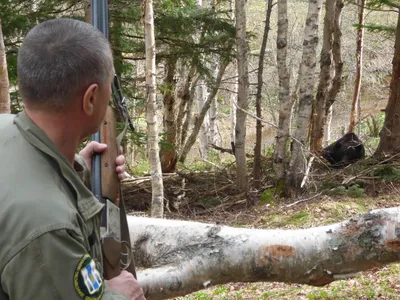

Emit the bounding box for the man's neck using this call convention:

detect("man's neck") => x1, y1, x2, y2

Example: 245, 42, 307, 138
25, 109, 83, 165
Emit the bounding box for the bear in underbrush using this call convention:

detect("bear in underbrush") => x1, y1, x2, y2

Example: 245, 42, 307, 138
322, 132, 365, 167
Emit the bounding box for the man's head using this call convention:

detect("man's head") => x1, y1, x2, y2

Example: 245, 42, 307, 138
18, 18, 114, 135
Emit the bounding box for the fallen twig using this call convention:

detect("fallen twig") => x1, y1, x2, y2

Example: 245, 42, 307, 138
285, 192, 323, 208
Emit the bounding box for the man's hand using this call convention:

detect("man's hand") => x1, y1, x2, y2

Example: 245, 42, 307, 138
105, 270, 146, 300
79, 141, 127, 180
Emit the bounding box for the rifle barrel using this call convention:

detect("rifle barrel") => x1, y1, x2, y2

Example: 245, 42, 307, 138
91, 0, 110, 228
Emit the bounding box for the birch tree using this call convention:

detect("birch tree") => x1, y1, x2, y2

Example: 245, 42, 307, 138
208, 67, 219, 146
273, 0, 292, 189
234, 0, 249, 191
349, 0, 365, 133
196, 80, 210, 159
129, 207, 400, 299
144, 0, 164, 218
207, 1, 219, 148
288, 0, 323, 189
0, 19, 10, 114
310, 0, 336, 154
254, 0, 273, 189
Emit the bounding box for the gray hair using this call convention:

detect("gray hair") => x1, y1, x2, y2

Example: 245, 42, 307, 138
17, 18, 114, 110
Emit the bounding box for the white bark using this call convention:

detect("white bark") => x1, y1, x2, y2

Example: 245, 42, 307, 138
324, 104, 333, 147
196, 79, 209, 159
230, 63, 238, 147
209, 65, 219, 146
288, 0, 323, 188
0, 19, 10, 114
273, 0, 292, 183
209, 97, 218, 146
234, 0, 249, 191
144, 0, 164, 218
129, 207, 400, 299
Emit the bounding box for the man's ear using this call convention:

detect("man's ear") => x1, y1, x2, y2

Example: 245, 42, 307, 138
82, 83, 99, 116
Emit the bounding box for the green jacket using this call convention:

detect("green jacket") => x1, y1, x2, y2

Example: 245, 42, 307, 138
0, 112, 127, 300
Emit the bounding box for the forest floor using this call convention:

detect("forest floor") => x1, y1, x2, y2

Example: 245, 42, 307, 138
122, 157, 400, 299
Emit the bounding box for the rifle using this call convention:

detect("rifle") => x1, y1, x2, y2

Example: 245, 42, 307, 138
90, 0, 136, 280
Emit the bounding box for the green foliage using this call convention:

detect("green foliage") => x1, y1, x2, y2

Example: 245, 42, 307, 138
180, 161, 213, 172
2, 0, 236, 119
191, 291, 212, 300
288, 210, 311, 226
206, 149, 222, 165
329, 185, 348, 196
213, 286, 228, 295
347, 184, 366, 198
260, 188, 275, 205
264, 144, 275, 158
374, 164, 400, 182
159, 132, 175, 152
130, 160, 150, 176
360, 24, 396, 37
307, 290, 330, 300
327, 184, 366, 198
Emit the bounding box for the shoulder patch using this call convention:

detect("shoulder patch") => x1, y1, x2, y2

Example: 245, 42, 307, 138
74, 254, 104, 299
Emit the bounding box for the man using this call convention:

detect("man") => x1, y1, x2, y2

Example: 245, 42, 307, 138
0, 18, 145, 299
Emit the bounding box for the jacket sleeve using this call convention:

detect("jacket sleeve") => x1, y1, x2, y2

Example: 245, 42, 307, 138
1, 229, 128, 300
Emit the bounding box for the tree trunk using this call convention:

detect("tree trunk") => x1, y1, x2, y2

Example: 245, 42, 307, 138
324, 104, 333, 146
160, 59, 178, 173
230, 85, 237, 150
376, 8, 400, 156
209, 97, 218, 145
129, 207, 400, 299
273, 0, 292, 190
349, 0, 365, 133
179, 61, 228, 164
229, 0, 237, 152
325, 0, 344, 116
234, 0, 249, 191
177, 65, 197, 148
310, 0, 336, 154
197, 79, 210, 159
144, 0, 164, 218
0, 19, 10, 114
288, 0, 323, 189
253, 0, 273, 189
208, 67, 219, 146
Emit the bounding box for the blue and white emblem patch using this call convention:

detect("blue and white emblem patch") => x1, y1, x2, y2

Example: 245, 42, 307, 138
74, 254, 104, 299
81, 259, 103, 294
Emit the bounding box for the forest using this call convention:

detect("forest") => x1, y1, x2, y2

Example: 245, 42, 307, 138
2, 0, 400, 298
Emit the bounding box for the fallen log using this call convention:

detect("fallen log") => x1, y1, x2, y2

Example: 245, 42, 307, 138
128, 207, 400, 299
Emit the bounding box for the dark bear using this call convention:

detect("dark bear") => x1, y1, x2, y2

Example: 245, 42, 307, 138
322, 132, 365, 167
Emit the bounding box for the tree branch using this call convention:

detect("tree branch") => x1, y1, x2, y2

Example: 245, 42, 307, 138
130, 207, 400, 299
